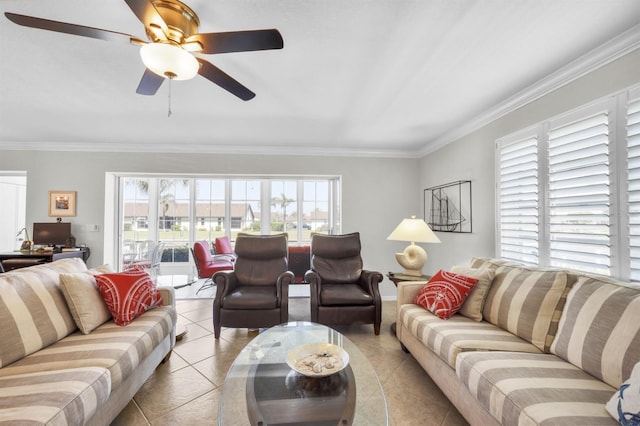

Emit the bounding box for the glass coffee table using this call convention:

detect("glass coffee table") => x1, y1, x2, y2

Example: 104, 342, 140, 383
219, 322, 388, 425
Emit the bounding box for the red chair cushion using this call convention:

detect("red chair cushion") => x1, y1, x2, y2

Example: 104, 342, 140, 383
194, 241, 213, 264
193, 241, 233, 278
200, 260, 234, 277
214, 236, 233, 255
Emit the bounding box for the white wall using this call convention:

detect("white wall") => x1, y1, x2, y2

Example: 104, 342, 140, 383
0, 151, 419, 299
419, 49, 640, 275
0, 173, 27, 250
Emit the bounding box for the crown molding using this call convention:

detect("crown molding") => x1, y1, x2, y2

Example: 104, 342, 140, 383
0, 141, 418, 159
417, 23, 640, 158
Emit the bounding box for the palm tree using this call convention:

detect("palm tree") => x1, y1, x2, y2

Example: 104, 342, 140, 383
132, 178, 189, 230
271, 193, 295, 231
159, 192, 175, 230
159, 179, 189, 230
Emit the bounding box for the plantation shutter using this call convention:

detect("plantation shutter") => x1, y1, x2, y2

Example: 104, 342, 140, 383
498, 136, 539, 264
628, 97, 640, 281
547, 111, 611, 275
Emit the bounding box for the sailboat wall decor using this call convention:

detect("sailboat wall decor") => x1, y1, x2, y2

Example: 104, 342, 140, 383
424, 181, 472, 233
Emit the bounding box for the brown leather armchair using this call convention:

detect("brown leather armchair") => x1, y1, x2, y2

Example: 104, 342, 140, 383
305, 232, 384, 335
212, 234, 294, 339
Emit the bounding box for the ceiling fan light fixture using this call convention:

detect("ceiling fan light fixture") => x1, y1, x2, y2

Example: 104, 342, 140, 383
140, 43, 198, 80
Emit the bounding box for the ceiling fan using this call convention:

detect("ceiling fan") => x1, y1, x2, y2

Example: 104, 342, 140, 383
4, 0, 284, 101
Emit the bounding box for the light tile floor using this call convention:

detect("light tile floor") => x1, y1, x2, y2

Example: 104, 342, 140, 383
111, 297, 469, 426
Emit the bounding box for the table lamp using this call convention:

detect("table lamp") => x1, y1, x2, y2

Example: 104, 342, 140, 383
16, 227, 32, 251
387, 215, 441, 276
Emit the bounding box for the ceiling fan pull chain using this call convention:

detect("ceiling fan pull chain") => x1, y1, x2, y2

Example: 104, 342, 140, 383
167, 77, 172, 117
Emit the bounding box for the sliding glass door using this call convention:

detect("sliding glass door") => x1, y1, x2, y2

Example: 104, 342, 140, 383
115, 175, 340, 272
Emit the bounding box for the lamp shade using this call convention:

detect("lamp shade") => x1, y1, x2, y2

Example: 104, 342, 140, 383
387, 216, 440, 276
140, 43, 199, 80
387, 216, 441, 244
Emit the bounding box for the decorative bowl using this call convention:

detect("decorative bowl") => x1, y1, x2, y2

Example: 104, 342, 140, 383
286, 343, 349, 378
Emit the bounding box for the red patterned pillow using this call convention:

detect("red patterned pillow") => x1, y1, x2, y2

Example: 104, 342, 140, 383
413, 269, 478, 319
95, 271, 162, 326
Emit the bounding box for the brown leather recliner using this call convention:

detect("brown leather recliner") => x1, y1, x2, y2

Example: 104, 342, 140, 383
212, 233, 294, 339
305, 232, 383, 335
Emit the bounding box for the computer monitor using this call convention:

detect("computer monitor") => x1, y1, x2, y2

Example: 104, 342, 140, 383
32, 222, 72, 247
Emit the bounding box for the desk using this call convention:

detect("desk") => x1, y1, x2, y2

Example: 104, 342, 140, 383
0, 248, 89, 272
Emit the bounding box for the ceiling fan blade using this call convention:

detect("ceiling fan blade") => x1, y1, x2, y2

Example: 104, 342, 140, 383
4, 12, 141, 44
124, 0, 169, 36
136, 69, 165, 95
197, 58, 255, 101
187, 29, 283, 54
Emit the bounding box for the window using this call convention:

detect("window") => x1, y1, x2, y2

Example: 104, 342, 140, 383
497, 134, 539, 264
195, 178, 226, 240
123, 177, 152, 242
304, 180, 331, 234
231, 179, 261, 235
116, 175, 340, 271
628, 96, 640, 280
270, 179, 333, 243
271, 180, 297, 238
158, 178, 190, 260
547, 108, 611, 274
497, 85, 640, 280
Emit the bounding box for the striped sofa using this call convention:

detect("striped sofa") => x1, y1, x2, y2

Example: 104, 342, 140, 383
396, 258, 640, 426
0, 258, 177, 425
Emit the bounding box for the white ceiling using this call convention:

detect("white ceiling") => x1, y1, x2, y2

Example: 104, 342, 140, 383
1, 0, 639, 158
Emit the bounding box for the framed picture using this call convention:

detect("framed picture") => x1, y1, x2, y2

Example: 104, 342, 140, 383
48, 190, 77, 217
424, 180, 472, 233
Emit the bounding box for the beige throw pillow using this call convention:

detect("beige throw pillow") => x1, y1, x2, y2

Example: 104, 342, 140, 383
450, 265, 495, 321
59, 265, 114, 334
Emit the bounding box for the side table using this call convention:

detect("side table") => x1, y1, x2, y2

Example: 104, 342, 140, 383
388, 272, 430, 336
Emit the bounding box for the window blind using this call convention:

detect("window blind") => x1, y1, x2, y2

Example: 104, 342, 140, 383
547, 112, 611, 274
628, 97, 640, 281
498, 136, 539, 264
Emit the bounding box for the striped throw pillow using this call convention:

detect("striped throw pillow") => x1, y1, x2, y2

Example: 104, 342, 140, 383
0, 265, 81, 367
551, 276, 640, 389
482, 267, 568, 352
